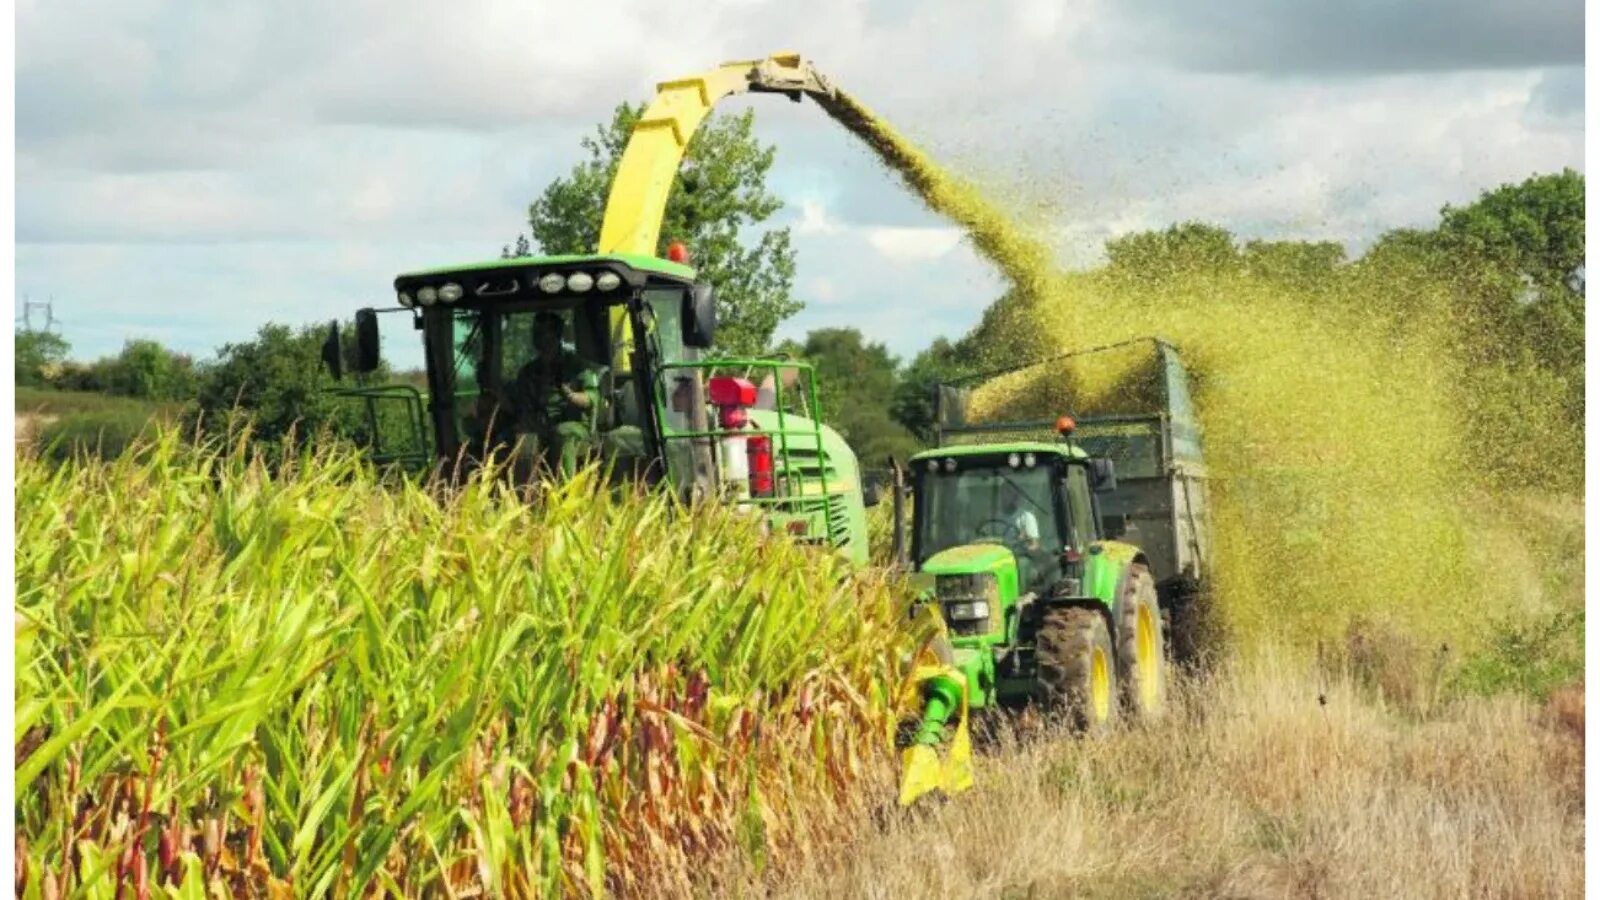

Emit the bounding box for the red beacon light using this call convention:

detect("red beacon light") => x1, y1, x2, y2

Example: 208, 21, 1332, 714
706, 374, 777, 499
1055, 415, 1076, 437
708, 375, 757, 428
666, 241, 690, 264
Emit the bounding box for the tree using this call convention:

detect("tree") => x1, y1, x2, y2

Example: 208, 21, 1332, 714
15, 330, 69, 387
1436, 169, 1584, 385
1242, 240, 1346, 290
781, 327, 920, 464
892, 337, 972, 443
524, 103, 799, 355
1105, 222, 1240, 282
106, 340, 197, 401
501, 233, 531, 259
189, 322, 382, 451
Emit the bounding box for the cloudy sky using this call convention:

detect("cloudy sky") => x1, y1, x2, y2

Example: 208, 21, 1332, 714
15, 0, 1585, 365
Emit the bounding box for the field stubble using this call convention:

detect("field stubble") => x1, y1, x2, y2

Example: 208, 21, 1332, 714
709, 655, 1584, 900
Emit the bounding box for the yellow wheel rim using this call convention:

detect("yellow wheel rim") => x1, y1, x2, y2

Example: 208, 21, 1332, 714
1136, 604, 1160, 710
1090, 647, 1111, 722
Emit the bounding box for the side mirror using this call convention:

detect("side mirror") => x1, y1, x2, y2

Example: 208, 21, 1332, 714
354, 308, 381, 373
320, 321, 344, 381
1089, 457, 1117, 492
683, 283, 717, 349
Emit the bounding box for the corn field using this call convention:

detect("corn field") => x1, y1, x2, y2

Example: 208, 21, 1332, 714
15, 429, 913, 897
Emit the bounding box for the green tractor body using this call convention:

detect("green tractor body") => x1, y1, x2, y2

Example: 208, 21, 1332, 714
895, 339, 1212, 803
324, 253, 873, 564
902, 441, 1144, 735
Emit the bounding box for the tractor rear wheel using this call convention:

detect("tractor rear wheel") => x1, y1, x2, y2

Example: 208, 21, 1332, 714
1114, 564, 1166, 721
1036, 607, 1117, 733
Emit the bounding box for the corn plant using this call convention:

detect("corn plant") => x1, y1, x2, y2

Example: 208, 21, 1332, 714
16, 428, 912, 897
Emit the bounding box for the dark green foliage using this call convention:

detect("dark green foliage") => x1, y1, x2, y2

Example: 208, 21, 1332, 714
779, 328, 920, 465
1437, 169, 1584, 412
1242, 240, 1346, 291
15, 330, 70, 387
524, 103, 799, 356
1452, 608, 1584, 700
1106, 222, 1241, 282
188, 321, 391, 456
51, 340, 198, 402
891, 337, 973, 443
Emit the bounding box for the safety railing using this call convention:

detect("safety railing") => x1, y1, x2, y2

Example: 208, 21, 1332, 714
653, 358, 847, 547
328, 384, 432, 468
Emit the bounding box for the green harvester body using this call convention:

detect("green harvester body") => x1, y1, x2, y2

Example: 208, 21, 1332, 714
322, 253, 873, 565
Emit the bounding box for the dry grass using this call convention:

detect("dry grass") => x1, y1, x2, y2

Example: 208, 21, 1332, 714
708, 654, 1583, 900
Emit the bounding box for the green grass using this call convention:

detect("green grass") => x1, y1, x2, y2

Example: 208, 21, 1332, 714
15, 428, 914, 897
17, 387, 185, 463
15, 385, 181, 419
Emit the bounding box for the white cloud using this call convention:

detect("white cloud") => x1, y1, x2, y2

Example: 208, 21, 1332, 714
14, 0, 1586, 361
865, 226, 964, 264
794, 197, 844, 236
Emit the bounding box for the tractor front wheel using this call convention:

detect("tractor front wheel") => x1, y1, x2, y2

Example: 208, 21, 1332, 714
1115, 564, 1166, 722
1036, 607, 1117, 733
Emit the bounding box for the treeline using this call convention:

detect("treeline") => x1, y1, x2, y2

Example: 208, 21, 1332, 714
16, 322, 402, 461
19, 167, 1581, 473
899, 167, 1584, 428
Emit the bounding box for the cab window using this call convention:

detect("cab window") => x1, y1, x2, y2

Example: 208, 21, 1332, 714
1065, 463, 1097, 548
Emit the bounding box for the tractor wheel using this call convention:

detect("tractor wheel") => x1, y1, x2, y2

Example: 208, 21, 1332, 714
1114, 564, 1166, 721
1036, 607, 1117, 733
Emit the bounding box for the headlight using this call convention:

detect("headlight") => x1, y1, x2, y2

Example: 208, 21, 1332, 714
1008, 453, 1021, 468
942, 457, 957, 472
538, 273, 565, 293
566, 272, 594, 293
438, 282, 464, 303
595, 272, 622, 291
397, 291, 414, 308
416, 286, 438, 306
945, 600, 990, 622
1024, 452, 1036, 467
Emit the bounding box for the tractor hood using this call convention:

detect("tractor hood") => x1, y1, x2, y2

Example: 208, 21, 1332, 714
921, 543, 1016, 576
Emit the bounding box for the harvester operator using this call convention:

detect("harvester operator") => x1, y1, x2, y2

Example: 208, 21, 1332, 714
508, 312, 603, 477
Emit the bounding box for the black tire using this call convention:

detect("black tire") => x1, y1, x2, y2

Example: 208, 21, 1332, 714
1114, 563, 1166, 721
1166, 577, 1222, 674
1036, 606, 1117, 733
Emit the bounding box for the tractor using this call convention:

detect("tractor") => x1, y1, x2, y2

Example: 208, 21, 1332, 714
891, 338, 1212, 804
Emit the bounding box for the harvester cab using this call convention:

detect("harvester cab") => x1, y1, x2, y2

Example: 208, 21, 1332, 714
320, 52, 875, 566
893, 338, 1212, 806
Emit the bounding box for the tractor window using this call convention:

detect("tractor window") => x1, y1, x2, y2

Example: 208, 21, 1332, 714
645, 289, 701, 434
1064, 464, 1097, 548
916, 459, 1064, 593
452, 311, 487, 443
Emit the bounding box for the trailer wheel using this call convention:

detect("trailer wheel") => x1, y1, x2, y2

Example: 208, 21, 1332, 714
1036, 607, 1117, 733
1114, 564, 1166, 721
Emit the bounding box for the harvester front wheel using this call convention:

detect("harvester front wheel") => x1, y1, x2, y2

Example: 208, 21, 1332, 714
1114, 564, 1165, 721
1036, 607, 1117, 733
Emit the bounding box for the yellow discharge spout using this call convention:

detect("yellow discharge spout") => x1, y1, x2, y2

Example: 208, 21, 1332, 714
598, 52, 833, 369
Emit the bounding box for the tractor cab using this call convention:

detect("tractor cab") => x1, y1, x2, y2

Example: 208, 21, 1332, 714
908, 440, 1114, 640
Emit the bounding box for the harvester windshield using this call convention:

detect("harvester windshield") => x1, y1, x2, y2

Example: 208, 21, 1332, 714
448, 295, 665, 478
